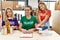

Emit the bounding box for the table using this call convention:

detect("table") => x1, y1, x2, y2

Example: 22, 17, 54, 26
0, 30, 60, 40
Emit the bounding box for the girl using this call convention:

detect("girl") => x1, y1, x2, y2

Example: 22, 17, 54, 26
37, 2, 51, 30
19, 6, 38, 33
2, 7, 19, 30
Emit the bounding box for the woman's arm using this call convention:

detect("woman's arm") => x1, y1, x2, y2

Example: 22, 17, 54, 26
19, 23, 27, 33
14, 18, 19, 26
19, 23, 22, 31
37, 13, 45, 27
28, 24, 37, 33
38, 13, 41, 23
12, 18, 19, 29
38, 10, 51, 27
28, 28, 36, 33
39, 15, 50, 26
19, 17, 27, 33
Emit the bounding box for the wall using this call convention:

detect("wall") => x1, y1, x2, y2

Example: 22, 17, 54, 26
28, 0, 38, 9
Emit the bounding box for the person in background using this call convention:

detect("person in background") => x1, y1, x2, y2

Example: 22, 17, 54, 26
19, 6, 38, 33
2, 7, 19, 30
0, 14, 2, 30
34, 8, 39, 21
37, 2, 51, 30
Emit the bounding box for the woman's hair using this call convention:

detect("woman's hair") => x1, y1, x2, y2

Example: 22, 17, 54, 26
26, 6, 32, 10
25, 5, 33, 16
4, 7, 14, 21
38, 2, 48, 11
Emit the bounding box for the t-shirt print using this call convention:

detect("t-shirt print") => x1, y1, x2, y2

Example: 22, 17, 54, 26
23, 21, 34, 25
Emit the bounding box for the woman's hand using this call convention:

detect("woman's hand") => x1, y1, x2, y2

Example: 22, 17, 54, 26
0, 27, 2, 29
12, 26, 18, 30
22, 29, 27, 33
37, 24, 45, 28
27, 28, 35, 33
40, 24, 45, 27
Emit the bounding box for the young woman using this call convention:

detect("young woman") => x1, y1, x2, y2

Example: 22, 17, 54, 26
34, 8, 39, 21
37, 2, 51, 29
19, 6, 38, 33
2, 7, 19, 30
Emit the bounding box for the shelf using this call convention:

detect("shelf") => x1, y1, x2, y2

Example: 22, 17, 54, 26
2, 1, 26, 10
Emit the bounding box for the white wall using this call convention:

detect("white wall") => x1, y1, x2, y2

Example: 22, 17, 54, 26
28, 0, 38, 9
49, 2, 56, 26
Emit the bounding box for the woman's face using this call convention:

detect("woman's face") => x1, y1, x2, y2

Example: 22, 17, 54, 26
6, 9, 12, 17
25, 7, 32, 16
39, 4, 45, 10
35, 9, 38, 13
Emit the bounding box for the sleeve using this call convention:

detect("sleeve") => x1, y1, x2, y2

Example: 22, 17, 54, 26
2, 21, 5, 26
34, 17, 38, 24
20, 17, 23, 23
14, 18, 19, 26
46, 10, 51, 17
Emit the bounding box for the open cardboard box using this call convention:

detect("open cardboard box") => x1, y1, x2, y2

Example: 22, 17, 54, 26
2, 1, 22, 10
2, 1, 13, 9
52, 11, 60, 35
55, 1, 60, 10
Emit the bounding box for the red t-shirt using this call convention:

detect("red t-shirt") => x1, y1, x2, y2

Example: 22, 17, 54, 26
39, 10, 51, 21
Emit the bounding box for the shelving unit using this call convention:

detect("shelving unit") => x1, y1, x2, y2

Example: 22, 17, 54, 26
2, 0, 27, 21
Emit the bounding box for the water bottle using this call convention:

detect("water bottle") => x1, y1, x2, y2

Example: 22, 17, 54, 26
5, 20, 10, 34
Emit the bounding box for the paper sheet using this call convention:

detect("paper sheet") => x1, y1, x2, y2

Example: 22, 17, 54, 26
20, 33, 33, 38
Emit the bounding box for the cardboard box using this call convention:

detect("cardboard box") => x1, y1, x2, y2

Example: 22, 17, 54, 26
2, 1, 13, 9
2, 1, 23, 10
55, 1, 60, 10
13, 1, 18, 10
52, 11, 60, 35
13, 1, 22, 10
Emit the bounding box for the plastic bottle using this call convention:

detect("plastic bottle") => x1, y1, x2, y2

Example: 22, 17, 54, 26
5, 20, 10, 34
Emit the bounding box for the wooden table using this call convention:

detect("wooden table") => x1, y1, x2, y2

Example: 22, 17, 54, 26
0, 30, 60, 40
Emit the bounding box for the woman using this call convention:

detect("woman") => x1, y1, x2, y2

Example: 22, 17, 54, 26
34, 8, 39, 21
2, 7, 19, 30
37, 2, 51, 30
19, 6, 38, 33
